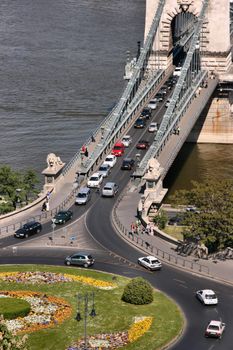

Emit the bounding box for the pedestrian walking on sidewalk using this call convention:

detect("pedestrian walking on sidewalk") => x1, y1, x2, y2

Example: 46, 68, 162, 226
130, 222, 135, 234
41, 201, 46, 212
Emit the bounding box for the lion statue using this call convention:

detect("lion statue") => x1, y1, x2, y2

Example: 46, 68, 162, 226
46, 153, 63, 169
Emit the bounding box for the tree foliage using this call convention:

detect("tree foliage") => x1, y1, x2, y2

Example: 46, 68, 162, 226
153, 210, 168, 229
121, 277, 153, 305
0, 166, 39, 214
170, 178, 233, 253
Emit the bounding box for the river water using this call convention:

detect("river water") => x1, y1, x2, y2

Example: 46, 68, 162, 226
0, 0, 233, 194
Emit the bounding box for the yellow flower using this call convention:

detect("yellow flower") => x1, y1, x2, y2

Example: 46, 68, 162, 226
128, 317, 153, 342
64, 274, 116, 289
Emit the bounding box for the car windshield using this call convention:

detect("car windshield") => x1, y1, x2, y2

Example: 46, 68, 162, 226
90, 176, 98, 181
208, 325, 220, 331
123, 137, 129, 141
151, 260, 159, 264
104, 187, 112, 191
105, 157, 112, 162
77, 193, 86, 198
99, 166, 107, 171
206, 294, 217, 299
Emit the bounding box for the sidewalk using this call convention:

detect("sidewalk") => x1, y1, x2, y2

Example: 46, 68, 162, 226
114, 183, 233, 286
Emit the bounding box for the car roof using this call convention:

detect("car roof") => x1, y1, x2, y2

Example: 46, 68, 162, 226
106, 154, 115, 159
71, 252, 91, 256
104, 182, 116, 187
90, 172, 100, 177
123, 135, 131, 138
209, 320, 222, 326
202, 289, 215, 294
142, 255, 158, 260
150, 122, 157, 125
78, 187, 90, 193
123, 158, 133, 161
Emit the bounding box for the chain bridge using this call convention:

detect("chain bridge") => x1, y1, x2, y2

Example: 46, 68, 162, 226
50, 0, 233, 215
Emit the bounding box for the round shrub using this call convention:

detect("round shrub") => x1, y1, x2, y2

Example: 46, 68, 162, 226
0, 298, 31, 319
121, 277, 153, 305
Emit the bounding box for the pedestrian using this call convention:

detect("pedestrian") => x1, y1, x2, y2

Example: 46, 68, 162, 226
46, 190, 51, 201
130, 222, 135, 234
84, 148, 89, 157
42, 201, 46, 212
45, 200, 49, 212
91, 135, 96, 142
176, 126, 180, 135
81, 145, 86, 154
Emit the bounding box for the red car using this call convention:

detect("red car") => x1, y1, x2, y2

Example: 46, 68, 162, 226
111, 141, 125, 157
136, 140, 150, 150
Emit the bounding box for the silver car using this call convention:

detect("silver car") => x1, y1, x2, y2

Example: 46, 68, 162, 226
102, 182, 119, 197
65, 252, 95, 268
98, 163, 111, 178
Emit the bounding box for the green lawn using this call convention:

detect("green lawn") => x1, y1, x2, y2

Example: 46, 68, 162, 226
164, 225, 184, 241
0, 265, 184, 350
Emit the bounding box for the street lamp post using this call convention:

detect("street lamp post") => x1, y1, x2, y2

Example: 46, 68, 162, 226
76, 292, 96, 350
51, 219, 56, 245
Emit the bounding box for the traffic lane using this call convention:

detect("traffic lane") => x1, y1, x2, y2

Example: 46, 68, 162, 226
0, 191, 101, 248
86, 198, 233, 349
0, 245, 232, 349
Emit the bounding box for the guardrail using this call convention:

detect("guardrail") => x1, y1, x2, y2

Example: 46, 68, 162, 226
112, 189, 209, 275
0, 186, 78, 237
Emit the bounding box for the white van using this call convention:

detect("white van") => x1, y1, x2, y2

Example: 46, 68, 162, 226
75, 187, 91, 205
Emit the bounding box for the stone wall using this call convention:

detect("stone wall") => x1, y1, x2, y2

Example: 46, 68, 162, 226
187, 97, 233, 143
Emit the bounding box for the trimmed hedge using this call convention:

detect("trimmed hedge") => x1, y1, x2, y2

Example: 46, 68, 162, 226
0, 297, 31, 319
121, 277, 153, 305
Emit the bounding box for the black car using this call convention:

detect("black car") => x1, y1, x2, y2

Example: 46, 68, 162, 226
121, 158, 135, 170
155, 92, 164, 102
134, 118, 146, 128
53, 210, 73, 224
140, 107, 152, 119
14, 221, 42, 238
168, 215, 184, 226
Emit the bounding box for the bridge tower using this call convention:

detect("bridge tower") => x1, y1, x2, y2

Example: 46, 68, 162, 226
145, 0, 231, 74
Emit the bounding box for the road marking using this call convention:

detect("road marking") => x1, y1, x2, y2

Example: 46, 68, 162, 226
173, 278, 186, 284
208, 345, 215, 350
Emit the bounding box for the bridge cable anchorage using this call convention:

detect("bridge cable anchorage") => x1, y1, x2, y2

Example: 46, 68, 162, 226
133, 0, 210, 178
61, 0, 166, 177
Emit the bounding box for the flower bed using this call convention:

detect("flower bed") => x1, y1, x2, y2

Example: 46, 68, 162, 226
67, 317, 153, 349
0, 291, 72, 334
0, 271, 116, 289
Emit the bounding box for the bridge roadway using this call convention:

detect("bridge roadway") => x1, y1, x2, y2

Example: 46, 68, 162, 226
0, 86, 233, 349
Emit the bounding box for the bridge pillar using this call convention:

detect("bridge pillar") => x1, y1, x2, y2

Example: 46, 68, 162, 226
139, 159, 167, 220
145, 0, 231, 73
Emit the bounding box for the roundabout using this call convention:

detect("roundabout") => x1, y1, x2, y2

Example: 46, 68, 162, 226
0, 266, 183, 350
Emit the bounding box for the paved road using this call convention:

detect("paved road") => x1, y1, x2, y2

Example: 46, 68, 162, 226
1, 80, 233, 349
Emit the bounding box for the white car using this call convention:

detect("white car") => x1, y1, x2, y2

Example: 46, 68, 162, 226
173, 66, 182, 77
122, 135, 132, 147
147, 99, 157, 110
196, 289, 218, 305
98, 163, 111, 178
138, 256, 162, 271
104, 154, 117, 168
205, 320, 225, 339
87, 172, 104, 188
102, 182, 119, 197
165, 98, 171, 108
148, 122, 158, 133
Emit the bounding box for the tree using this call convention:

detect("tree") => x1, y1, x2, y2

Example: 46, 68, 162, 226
153, 210, 168, 229
170, 178, 233, 253
21, 169, 39, 204
0, 166, 40, 214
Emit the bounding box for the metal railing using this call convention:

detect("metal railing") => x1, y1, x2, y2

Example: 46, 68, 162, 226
112, 189, 209, 275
